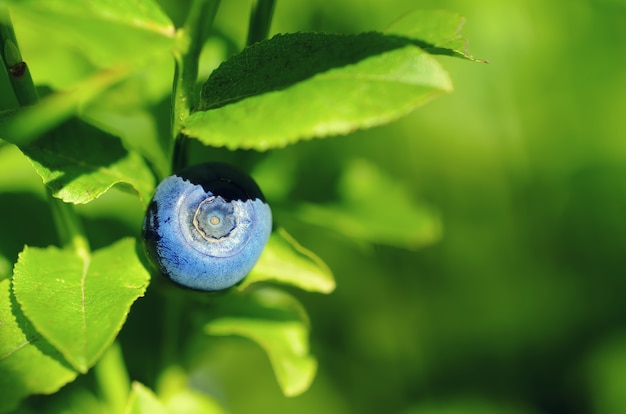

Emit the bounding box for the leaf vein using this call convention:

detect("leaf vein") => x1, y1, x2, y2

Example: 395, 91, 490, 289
0, 336, 36, 361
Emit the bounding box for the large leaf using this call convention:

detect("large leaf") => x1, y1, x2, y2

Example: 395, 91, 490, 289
384, 9, 485, 62
184, 32, 452, 150
204, 288, 317, 397
12, 238, 150, 373
0, 279, 78, 413
19, 118, 155, 206
292, 159, 442, 249
239, 227, 335, 293
7, 0, 175, 67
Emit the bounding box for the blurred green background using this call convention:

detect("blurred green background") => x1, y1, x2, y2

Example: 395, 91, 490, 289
242, 1, 626, 413
2, 0, 626, 413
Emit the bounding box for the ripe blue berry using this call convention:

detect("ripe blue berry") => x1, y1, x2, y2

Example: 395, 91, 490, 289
142, 162, 272, 291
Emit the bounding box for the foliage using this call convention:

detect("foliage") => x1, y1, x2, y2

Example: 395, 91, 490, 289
0, 0, 481, 413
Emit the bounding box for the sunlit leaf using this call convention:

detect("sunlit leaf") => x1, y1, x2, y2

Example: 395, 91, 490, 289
19, 118, 155, 206
0, 279, 78, 413
184, 32, 452, 150
205, 288, 317, 397
384, 9, 485, 62
12, 238, 150, 373
240, 227, 335, 293
125, 382, 168, 414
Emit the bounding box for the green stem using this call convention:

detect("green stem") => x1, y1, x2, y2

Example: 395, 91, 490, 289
1, 5, 91, 256
0, 8, 37, 106
93, 342, 130, 413
246, 0, 276, 46
48, 191, 90, 257
171, 0, 221, 172
159, 289, 184, 372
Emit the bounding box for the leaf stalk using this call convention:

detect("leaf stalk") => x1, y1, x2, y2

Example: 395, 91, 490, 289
246, 0, 276, 46
171, 0, 221, 172
1, 5, 91, 256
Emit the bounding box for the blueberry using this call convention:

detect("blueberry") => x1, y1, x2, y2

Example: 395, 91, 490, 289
142, 162, 272, 291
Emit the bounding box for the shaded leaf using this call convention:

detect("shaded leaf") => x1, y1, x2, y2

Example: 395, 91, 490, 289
0, 279, 78, 413
184, 33, 452, 150
12, 238, 150, 373
240, 227, 335, 293
125, 382, 168, 414
205, 288, 316, 397
384, 9, 485, 62
20, 118, 155, 206
293, 159, 442, 249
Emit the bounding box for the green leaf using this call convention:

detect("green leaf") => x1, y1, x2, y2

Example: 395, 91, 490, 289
163, 391, 226, 414
239, 227, 335, 293
293, 159, 442, 249
12, 238, 150, 373
184, 32, 452, 150
384, 9, 485, 62
205, 288, 317, 397
125, 382, 168, 414
7, 0, 175, 67
0, 279, 78, 413
19, 118, 155, 206
157, 366, 227, 414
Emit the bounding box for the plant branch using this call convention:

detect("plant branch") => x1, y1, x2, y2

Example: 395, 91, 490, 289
93, 342, 130, 413
246, 0, 276, 46
48, 191, 90, 258
171, 0, 220, 172
1, 6, 91, 256
0, 7, 37, 106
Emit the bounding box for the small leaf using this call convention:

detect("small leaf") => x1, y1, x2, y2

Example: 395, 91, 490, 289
12, 238, 150, 373
205, 288, 317, 397
0, 279, 78, 413
240, 227, 335, 293
184, 33, 452, 150
125, 382, 168, 414
384, 9, 485, 62
293, 159, 442, 249
20, 118, 156, 206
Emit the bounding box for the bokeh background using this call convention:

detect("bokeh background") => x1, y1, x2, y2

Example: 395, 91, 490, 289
2, 0, 625, 413
225, 1, 625, 413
